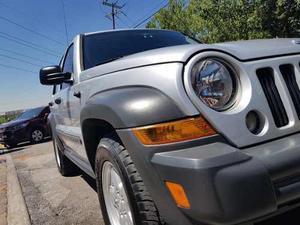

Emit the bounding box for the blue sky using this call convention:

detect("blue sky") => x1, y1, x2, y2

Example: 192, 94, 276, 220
0, 0, 167, 112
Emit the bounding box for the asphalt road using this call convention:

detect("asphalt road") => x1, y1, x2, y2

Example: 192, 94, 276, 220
1, 141, 300, 225
9, 141, 104, 225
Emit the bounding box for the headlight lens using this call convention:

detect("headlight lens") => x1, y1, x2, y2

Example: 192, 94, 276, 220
191, 58, 237, 111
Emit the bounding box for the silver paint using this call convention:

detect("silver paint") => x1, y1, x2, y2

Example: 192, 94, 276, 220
50, 29, 300, 160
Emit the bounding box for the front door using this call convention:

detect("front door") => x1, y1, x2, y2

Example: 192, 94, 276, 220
54, 44, 74, 151
55, 43, 88, 161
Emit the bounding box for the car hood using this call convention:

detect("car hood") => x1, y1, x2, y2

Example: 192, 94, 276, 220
0, 119, 29, 130
80, 38, 300, 81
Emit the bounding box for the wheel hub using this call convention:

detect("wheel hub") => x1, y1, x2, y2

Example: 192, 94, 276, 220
102, 161, 133, 225
32, 130, 43, 142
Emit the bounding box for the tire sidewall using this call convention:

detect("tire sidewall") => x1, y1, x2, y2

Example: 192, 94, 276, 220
52, 135, 79, 176
95, 141, 139, 225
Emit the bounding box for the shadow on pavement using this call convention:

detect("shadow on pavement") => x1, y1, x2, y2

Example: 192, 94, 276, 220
0, 147, 27, 155
0, 138, 52, 155
81, 172, 97, 192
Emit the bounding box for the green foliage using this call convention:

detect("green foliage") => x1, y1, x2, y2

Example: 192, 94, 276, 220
147, 0, 300, 43
0, 115, 17, 124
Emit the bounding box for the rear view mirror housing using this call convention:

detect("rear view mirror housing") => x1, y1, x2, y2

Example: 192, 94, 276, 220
40, 65, 72, 85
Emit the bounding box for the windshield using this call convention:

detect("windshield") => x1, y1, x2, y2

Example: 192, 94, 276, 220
16, 107, 44, 120
83, 29, 199, 70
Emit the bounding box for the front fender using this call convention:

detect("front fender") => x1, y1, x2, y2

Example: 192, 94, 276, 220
80, 86, 187, 129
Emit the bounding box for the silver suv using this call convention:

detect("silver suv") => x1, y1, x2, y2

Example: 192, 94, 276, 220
40, 29, 300, 225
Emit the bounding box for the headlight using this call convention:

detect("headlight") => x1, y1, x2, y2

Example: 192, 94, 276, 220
191, 58, 237, 111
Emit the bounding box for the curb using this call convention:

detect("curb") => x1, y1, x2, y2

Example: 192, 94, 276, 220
6, 154, 31, 225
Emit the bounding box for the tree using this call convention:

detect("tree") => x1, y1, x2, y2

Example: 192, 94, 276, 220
147, 0, 300, 43
267, 0, 300, 37
0, 115, 17, 124
147, 0, 197, 37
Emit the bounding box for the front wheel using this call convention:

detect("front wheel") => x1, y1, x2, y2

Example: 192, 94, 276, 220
95, 136, 164, 225
30, 128, 44, 143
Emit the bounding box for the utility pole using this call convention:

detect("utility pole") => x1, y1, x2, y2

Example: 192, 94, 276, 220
102, 0, 125, 29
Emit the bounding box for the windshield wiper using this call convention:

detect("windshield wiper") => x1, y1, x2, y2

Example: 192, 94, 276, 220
95, 56, 124, 67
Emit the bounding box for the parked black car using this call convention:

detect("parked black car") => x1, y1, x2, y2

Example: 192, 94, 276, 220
0, 106, 50, 148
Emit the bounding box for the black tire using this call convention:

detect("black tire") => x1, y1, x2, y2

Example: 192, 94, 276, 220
53, 136, 79, 176
30, 127, 44, 144
95, 136, 164, 225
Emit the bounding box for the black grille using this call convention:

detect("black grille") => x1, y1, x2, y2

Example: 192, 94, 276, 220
257, 68, 289, 127
280, 64, 300, 119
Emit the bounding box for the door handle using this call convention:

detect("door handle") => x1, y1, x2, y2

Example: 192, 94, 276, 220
73, 91, 81, 98
48, 102, 54, 107
54, 98, 62, 105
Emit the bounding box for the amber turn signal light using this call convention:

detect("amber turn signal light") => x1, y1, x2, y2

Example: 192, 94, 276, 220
165, 181, 190, 209
132, 116, 216, 145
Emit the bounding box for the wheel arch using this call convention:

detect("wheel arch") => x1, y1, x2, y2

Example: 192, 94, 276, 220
80, 86, 186, 170
81, 118, 120, 171
30, 124, 45, 133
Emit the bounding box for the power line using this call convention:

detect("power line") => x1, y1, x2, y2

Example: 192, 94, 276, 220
0, 48, 55, 64
115, 15, 129, 27
0, 53, 43, 67
133, 0, 167, 25
0, 15, 65, 46
0, 33, 60, 58
0, 63, 36, 74
0, 33, 59, 57
119, 11, 134, 27
0, 31, 60, 55
0, 2, 64, 34
102, 0, 126, 29
133, 1, 169, 28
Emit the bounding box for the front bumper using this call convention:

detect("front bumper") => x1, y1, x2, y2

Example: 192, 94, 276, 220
152, 143, 276, 225
0, 132, 10, 145
0, 129, 27, 146
117, 130, 300, 225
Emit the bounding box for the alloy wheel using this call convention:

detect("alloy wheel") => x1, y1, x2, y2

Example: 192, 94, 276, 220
31, 129, 43, 142
102, 161, 134, 225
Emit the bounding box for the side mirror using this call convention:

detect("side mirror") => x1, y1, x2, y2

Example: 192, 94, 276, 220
40, 65, 71, 85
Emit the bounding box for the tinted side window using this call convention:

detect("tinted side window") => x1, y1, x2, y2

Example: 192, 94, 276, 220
63, 44, 74, 73
61, 44, 74, 90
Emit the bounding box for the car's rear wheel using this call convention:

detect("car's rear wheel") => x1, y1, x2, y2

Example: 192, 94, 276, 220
95, 136, 164, 225
30, 128, 44, 143
53, 136, 79, 176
